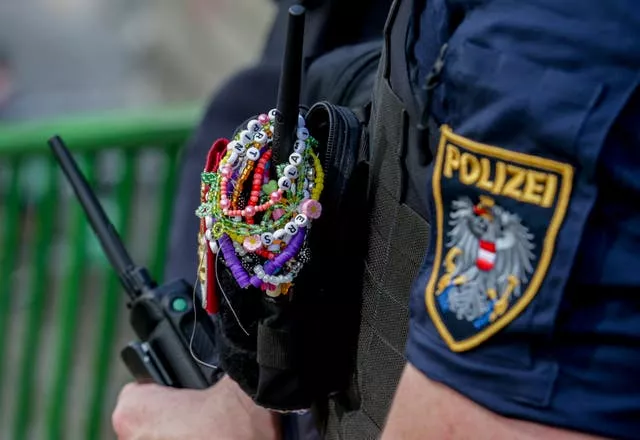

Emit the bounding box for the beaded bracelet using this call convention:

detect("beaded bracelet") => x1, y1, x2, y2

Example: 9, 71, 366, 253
196, 109, 324, 298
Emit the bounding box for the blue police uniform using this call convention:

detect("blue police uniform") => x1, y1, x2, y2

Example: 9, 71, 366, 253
406, 1, 640, 438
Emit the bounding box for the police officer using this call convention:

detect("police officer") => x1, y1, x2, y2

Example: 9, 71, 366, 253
113, 0, 640, 439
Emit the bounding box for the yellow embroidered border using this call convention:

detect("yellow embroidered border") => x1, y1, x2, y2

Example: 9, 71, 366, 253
425, 125, 574, 352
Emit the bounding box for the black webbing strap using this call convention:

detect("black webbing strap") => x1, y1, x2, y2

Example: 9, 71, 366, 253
323, 0, 431, 435
257, 324, 295, 370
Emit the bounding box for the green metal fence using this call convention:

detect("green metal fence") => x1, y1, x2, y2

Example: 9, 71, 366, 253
0, 105, 202, 440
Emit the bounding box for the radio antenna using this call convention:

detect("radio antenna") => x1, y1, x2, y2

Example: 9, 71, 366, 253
49, 136, 154, 299
272, 4, 306, 163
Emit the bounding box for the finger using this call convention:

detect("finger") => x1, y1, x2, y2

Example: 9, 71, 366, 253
116, 382, 139, 403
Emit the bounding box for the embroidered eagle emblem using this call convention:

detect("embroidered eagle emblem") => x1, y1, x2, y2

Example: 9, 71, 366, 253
435, 196, 535, 329
425, 125, 574, 352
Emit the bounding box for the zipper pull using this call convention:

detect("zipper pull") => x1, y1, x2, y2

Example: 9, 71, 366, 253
418, 43, 448, 129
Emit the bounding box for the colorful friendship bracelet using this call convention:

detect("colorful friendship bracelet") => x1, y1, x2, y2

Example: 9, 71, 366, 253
196, 109, 324, 299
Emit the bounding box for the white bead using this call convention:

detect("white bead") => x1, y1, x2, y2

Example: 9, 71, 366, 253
227, 140, 242, 151
289, 153, 302, 166
268, 109, 278, 121
294, 214, 308, 227
274, 229, 288, 241
278, 176, 292, 191
294, 140, 306, 154
227, 152, 239, 165
209, 241, 219, 254
260, 232, 274, 246
205, 216, 214, 229
296, 127, 309, 140
205, 229, 213, 241
253, 130, 268, 146
247, 119, 262, 133
303, 190, 311, 199
231, 142, 245, 156
285, 222, 299, 236
239, 130, 253, 145
235, 243, 246, 256
284, 165, 298, 179
298, 114, 305, 128
246, 147, 260, 161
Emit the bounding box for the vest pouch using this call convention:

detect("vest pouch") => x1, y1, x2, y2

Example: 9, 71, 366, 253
212, 103, 369, 412
299, 101, 369, 403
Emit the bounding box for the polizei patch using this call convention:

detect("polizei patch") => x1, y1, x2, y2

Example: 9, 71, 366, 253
425, 125, 574, 352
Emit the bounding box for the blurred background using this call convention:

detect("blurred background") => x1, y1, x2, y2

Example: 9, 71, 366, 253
0, 0, 274, 439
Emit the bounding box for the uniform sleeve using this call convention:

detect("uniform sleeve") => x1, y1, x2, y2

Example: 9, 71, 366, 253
405, 2, 640, 439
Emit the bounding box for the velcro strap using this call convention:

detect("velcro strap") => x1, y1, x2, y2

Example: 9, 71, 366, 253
257, 323, 295, 370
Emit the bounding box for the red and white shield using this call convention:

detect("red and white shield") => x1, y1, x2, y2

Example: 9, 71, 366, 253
476, 240, 496, 271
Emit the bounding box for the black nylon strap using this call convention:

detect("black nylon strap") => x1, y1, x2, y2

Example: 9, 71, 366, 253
257, 324, 295, 370
324, 34, 431, 440
322, 0, 434, 437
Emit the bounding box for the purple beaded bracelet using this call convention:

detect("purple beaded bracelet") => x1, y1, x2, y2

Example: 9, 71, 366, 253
219, 233, 251, 288
248, 227, 306, 288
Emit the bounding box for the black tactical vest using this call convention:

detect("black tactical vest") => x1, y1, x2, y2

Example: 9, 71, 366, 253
317, 0, 431, 437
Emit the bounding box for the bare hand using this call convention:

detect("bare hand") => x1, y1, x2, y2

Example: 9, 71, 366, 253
112, 376, 281, 440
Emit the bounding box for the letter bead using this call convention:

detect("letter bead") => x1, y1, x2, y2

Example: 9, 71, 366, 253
284, 165, 298, 179
239, 130, 253, 145
261, 232, 274, 246
253, 131, 268, 146
247, 119, 262, 133
289, 153, 302, 166
274, 229, 287, 241
294, 214, 308, 227
233, 143, 246, 156
296, 127, 309, 140
227, 140, 243, 153
294, 140, 306, 154
285, 222, 299, 235
246, 147, 260, 161
278, 176, 292, 191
